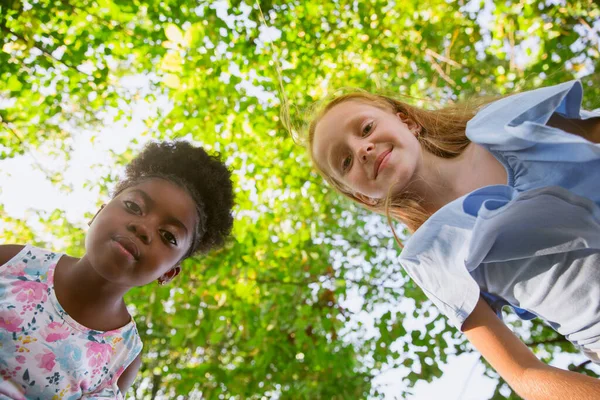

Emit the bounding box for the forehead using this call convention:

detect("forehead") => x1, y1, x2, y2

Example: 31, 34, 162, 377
117, 178, 198, 229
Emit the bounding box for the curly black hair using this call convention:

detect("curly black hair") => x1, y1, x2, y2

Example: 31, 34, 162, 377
113, 141, 234, 258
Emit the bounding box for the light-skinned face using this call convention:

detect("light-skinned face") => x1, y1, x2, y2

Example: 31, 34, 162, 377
85, 178, 198, 287
312, 100, 422, 202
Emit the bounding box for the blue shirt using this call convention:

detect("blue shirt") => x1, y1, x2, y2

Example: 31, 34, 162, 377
398, 81, 600, 356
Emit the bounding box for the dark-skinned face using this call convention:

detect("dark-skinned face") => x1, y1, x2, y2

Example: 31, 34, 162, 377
85, 178, 198, 287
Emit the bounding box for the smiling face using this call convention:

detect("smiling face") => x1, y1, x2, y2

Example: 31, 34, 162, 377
311, 100, 422, 202
84, 178, 198, 287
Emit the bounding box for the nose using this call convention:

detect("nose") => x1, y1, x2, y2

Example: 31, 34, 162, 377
357, 143, 374, 163
127, 221, 152, 244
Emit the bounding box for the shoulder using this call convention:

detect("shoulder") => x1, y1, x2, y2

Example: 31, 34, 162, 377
400, 197, 474, 264
115, 323, 143, 392
1, 244, 67, 279
398, 197, 481, 328
474, 80, 582, 123
467, 81, 584, 147
0, 244, 26, 267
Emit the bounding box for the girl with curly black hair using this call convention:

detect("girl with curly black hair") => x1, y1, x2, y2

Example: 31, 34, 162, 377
0, 141, 234, 399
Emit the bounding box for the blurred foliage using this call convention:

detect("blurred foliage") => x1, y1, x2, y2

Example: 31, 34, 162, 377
1, 0, 599, 398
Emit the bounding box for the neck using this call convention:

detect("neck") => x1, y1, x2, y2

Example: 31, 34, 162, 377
406, 144, 478, 213
54, 255, 131, 331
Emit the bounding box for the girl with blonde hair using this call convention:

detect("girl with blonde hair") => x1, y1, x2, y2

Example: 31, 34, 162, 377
308, 81, 600, 399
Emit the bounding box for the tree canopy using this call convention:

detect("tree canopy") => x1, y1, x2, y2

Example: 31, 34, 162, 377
1, 0, 599, 398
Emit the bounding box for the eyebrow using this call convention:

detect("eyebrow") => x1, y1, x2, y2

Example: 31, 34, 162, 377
129, 189, 189, 235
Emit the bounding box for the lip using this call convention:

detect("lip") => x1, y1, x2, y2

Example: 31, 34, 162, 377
373, 149, 392, 179
112, 236, 140, 260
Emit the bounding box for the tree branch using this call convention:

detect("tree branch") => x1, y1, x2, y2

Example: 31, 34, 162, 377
0, 117, 55, 180
429, 59, 456, 87
252, 277, 317, 286
425, 48, 462, 68
62, 0, 137, 38
525, 336, 568, 347
573, 360, 592, 372
250, 275, 404, 291
1, 26, 86, 74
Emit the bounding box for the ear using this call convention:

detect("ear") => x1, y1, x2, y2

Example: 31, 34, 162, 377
88, 204, 106, 227
158, 265, 181, 285
354, 192, 378, 206
396, 112, 421, 137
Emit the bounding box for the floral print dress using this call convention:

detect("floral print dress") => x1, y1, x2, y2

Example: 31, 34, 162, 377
0, 245, 142, 399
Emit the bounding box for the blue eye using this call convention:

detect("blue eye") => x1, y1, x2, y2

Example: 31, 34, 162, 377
161, 230, 178, 246
124, 201, 142, 215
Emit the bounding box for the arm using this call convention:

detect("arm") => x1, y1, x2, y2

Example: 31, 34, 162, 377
463, 298, 600, 400
117, 353, 142, 394
547, 113, 600, 143
80, 354, 141, 399
0, 380, 25, 400
0, 245, 25, 267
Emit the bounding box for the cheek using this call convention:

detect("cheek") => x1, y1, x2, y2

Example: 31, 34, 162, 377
84, 208, 126, 250
345, 170, 362, 187
149, 246, 183, 268
411, 140, 423, 164
398, 129, 418, 146
344, 172, 373, 197
398, 135, 421, 162
84, 221, 104, 249
84, 232, 92, 252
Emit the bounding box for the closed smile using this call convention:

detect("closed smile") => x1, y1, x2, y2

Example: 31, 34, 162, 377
373, 149, 392, 179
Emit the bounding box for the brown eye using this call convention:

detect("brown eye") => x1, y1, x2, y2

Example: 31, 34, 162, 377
342, 155, 352, 172
362, 122, 373, 136
124, 201, 142, 215
161, 230, 178, 246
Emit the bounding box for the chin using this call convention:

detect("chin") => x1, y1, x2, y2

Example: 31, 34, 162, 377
88, 246, 128, 282
90, 260, 121, 282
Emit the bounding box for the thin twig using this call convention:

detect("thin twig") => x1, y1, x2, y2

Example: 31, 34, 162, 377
573, 360, 592, 372
1, 26, 87, 74
428, 58, 456, 87
254, 0, 297, 143
0, 117, 56, 181
444, 29, 460, 76
252, 277, 317, 286
456, 355, 482, 400
425, 48, 462, 68
62, 0, 137, 38
525, 336, 568, 347
578, 17, 599, 47
508, 20, 516, 71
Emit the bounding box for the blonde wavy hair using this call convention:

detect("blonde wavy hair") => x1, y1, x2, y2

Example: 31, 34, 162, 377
307, 90, 491, 238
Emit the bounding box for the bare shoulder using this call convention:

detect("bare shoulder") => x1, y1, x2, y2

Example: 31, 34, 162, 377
547, 112, 600, 143
0, 244, 26, 267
